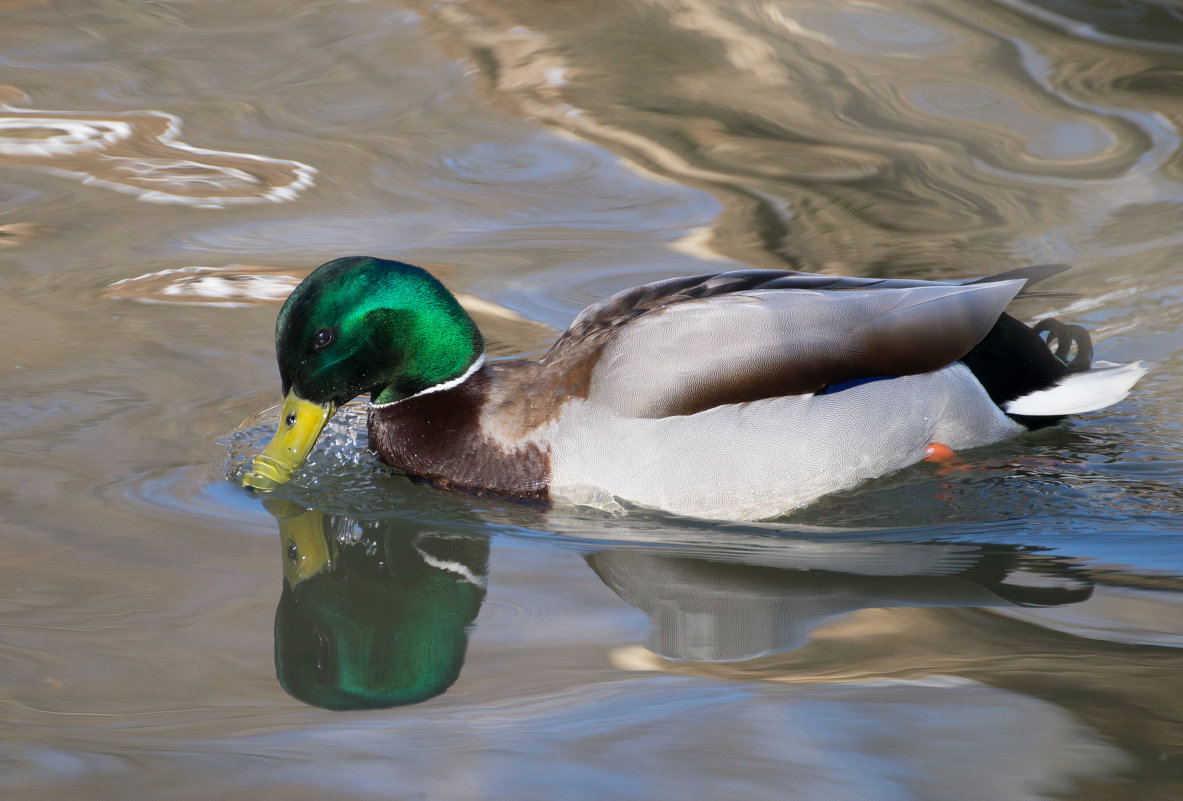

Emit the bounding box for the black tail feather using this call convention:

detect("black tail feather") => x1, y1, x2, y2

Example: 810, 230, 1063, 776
961, 314, 1093, 429
965, 264, 1080, 301
965, 263, 1070, 288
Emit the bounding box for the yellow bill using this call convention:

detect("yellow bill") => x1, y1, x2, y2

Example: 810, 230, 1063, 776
242, 390, 336, 491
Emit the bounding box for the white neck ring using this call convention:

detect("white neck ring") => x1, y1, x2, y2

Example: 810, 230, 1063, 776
369, 352, 487, 410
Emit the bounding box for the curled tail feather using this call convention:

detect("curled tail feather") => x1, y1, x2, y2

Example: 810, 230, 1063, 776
962, 314, 1144, 428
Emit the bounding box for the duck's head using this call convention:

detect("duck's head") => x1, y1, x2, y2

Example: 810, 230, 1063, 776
243, 256, 483, 491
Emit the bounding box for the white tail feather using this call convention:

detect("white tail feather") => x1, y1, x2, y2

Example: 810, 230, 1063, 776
1004, 361, 1147, 416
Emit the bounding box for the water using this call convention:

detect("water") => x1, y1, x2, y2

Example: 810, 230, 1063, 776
2, 0, 1181, 797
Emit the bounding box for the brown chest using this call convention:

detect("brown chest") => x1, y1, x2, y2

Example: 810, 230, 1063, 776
366, 370, 551, 502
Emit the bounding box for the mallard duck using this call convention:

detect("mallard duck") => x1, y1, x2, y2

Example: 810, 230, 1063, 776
243, 257, 1145, 520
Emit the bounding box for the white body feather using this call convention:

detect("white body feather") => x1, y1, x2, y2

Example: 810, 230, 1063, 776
549, 362, 1024, 520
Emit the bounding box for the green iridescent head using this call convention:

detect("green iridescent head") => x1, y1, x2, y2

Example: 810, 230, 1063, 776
271, 505, 489, 710
276, 256, 483, 406
243, 257, 484, 491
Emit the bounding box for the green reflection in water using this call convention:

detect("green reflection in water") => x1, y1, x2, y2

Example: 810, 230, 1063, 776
267, 500, 488, 710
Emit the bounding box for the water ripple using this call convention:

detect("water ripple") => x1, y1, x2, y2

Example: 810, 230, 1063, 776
103, 263, 556, 355
413, 0, 1183, 275
0, 86, 315, 206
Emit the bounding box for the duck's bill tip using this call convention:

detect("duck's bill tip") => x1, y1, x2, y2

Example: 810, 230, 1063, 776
242, 454, 292, 492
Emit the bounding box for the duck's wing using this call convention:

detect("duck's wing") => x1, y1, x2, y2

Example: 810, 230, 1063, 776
548, 270, 1031, 418
549, 265, 1066, 364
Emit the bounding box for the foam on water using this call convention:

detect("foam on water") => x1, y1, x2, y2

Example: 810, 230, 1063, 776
225, 401, 382, 498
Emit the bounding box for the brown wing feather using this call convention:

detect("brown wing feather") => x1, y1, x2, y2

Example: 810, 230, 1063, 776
541, 266, 1059, 417
546, 264, 1066, 365
583, 281, 1028, 418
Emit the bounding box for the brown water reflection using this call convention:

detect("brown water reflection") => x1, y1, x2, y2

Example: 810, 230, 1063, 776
412, 0, 1183, 280
256, 498, 1183, 798
616, 590, 1183, 798
590, 532, 1183, 797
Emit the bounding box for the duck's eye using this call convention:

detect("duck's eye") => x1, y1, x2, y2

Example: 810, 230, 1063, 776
312, 327, 336, 350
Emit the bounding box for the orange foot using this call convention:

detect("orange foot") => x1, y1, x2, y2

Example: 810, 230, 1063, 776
923, 442, 957, 462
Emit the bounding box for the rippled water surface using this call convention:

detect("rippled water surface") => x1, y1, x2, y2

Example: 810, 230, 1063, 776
3, 0, 1182, 798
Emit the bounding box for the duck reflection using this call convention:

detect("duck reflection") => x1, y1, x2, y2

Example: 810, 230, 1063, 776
266, 500, 488, 710
264, 494, 1104, 710
584, 535, 1093, 663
